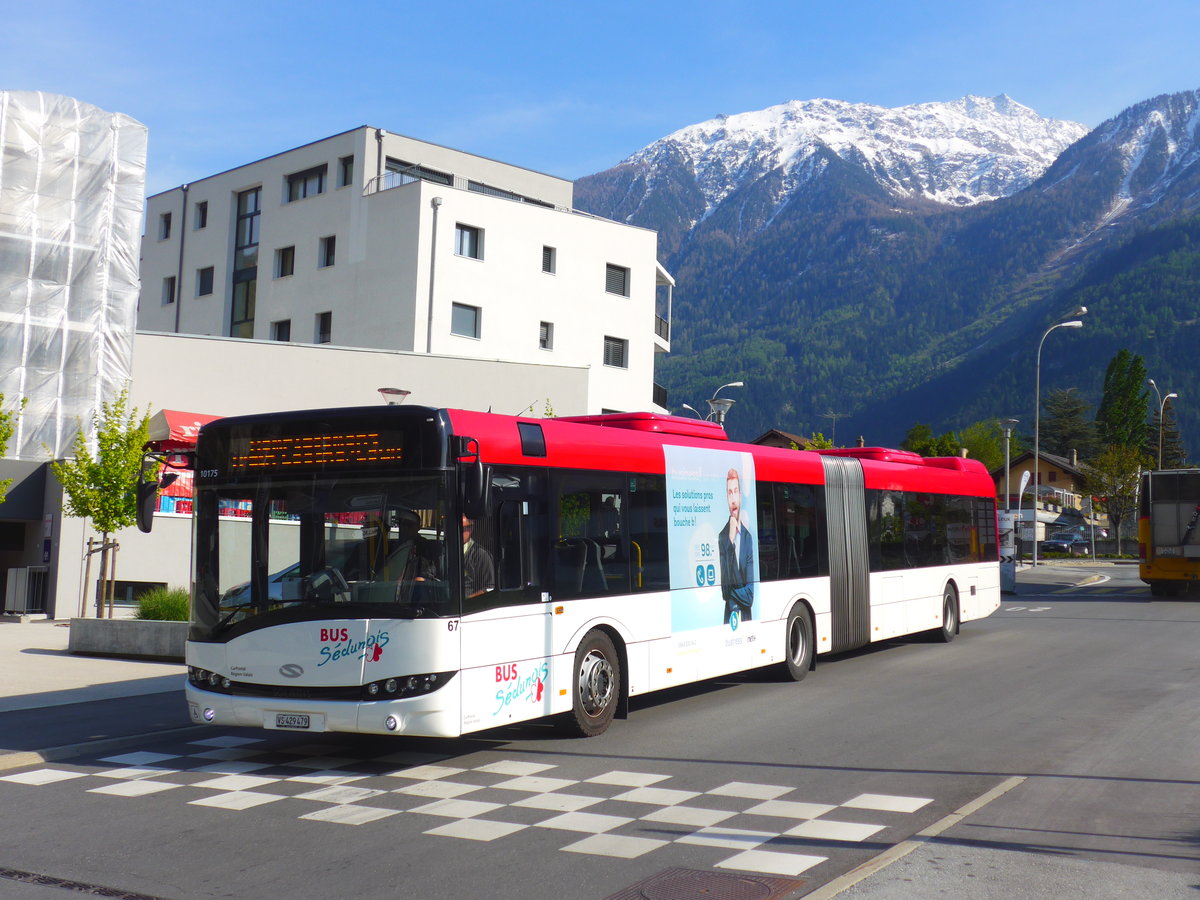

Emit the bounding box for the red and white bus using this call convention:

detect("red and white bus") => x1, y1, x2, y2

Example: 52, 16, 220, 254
140, 406, 999, 738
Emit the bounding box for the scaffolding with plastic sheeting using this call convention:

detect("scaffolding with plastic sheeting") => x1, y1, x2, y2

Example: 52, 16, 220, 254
0, 90, 147, 460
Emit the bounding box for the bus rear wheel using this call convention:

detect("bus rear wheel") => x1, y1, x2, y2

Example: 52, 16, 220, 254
937, 585, 958, 643
569, 630, 621, 737
780, 604, 814, 682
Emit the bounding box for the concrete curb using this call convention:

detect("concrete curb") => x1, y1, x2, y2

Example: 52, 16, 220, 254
67, 617, 187, 661
0, 725, 209, 773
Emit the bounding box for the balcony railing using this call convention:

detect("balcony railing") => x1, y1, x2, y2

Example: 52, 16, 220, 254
652, 383, 668, 408
655, 316, 670, 341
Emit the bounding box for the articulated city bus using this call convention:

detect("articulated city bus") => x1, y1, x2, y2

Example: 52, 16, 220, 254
1139, 469, 1200, 596
138, 406, 999, 738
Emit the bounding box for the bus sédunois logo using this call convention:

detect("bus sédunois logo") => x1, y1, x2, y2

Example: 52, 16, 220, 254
279, 663, 304, 678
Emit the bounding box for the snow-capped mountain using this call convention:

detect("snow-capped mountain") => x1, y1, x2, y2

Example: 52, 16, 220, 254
575, 87, 1200, 450
619, 94, 1087, 216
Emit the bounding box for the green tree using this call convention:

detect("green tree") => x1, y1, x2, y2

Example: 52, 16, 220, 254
50, 390, 150, 617
0, 393, 20, 504
803, 432, 834, 450
1040, 388, 1098, 460
1082, 444, 1147, 554
957, 419, 1008, 471
901, 423, 961, 457
1095, 350, 1150, 450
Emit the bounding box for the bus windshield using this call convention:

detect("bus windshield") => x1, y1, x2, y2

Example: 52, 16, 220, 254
192, 472, 453, 639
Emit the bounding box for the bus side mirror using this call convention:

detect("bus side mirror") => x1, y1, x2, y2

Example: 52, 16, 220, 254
136, 479, 158, 533
136, 470, 177, 534
463, 461, 491, 519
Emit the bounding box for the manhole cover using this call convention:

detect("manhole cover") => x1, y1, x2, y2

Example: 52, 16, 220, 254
605, 866, 806, 900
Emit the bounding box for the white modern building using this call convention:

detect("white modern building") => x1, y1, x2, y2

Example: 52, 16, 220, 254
138, 128, 673, 414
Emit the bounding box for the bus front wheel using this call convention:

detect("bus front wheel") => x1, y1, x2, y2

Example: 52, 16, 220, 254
569, 630, 621, 737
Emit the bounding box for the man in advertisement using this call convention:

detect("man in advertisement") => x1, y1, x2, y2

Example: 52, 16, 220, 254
718, 466, 756, 626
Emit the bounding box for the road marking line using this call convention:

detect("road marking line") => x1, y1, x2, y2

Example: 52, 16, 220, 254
800, 775, 1026, 900
1068, 575, 1110, 587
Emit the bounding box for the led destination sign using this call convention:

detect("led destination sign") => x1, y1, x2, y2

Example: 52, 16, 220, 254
229, 432, 405, 472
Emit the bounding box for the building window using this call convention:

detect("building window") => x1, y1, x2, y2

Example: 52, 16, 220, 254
451, 303, 481, 339
196, 266, 214, 297
455, 224, 482, 260
231, 280, 256, 338
286, 164, 327, 202
316, 311, 332, 344
338, 155, 354, 188
606, 264, 629, 296
230, 187, 261, 338
542, 246, 556, 274
162, 275, 175, 305
275, 246, 295, 278
194, 201, 208, 230
272, 320, 291, 342
319, 235, 336, 268
158, 212, 172, 240
603, 336, 628, 368
539, 321, 554, 350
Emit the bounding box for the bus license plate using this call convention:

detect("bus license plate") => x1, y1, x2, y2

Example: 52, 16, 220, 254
275, 713, 310, 730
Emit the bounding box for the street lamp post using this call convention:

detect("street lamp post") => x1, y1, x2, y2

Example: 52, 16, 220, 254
1033, 308, 1087, 566
706, 381, 744, 426
1158, 392, 1178, 469
1000, 418, 1019, 512
1149, 379, 1179, 470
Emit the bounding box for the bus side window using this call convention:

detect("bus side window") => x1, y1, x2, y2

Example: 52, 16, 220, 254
553, 475, 629, 599
774, 483, 822, 578
757, 483, 778, 581
875, 490, 905, 571
973, 497, 997, 561
628, 474, 668, 592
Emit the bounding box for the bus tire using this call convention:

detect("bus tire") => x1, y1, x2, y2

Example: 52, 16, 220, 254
780, 604, 814, 682
937, 585, 959, 643
569, 630, 621, 737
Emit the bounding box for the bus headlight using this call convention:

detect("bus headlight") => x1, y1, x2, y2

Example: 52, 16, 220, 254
361, 671, 455, 701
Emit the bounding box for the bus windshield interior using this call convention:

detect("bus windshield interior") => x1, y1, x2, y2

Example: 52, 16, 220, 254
192, 474, 452, 638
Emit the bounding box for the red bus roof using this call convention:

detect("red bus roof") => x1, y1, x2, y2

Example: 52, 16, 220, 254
445, 410, 995, 499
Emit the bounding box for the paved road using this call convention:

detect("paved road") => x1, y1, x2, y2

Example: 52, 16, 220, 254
0, 564, 1196, 899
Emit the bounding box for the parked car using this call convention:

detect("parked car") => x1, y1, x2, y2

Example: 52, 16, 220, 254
1040, 532, 1090, 556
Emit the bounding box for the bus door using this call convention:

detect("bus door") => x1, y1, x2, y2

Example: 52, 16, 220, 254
821, 457, 871, 652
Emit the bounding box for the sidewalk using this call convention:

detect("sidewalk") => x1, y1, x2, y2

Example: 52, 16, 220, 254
0, 618, 185, 713
0, 617, 193, 769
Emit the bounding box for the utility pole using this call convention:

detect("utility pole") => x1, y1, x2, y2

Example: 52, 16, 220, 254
819, 411, 848, 447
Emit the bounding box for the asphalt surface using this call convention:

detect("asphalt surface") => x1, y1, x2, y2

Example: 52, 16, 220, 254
1, 563, 1196, 899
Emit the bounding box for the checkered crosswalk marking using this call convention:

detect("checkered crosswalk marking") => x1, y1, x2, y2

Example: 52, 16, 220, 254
0, 737, 935, 879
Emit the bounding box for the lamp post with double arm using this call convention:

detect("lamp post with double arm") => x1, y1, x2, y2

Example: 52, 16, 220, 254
1033, 308, 1087, 566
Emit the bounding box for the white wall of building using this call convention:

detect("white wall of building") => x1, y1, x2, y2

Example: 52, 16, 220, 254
137, 127, 669, 416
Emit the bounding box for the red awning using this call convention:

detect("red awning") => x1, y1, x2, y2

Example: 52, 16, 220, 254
147, 409, 221, 450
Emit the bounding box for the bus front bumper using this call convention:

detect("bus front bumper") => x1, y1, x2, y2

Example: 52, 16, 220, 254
184, 684, 462, 738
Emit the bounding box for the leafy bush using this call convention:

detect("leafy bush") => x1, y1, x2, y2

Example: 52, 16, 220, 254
135, 586, 190, 621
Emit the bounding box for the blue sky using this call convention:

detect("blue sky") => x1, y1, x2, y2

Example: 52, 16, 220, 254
5, 1, 1200, 196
